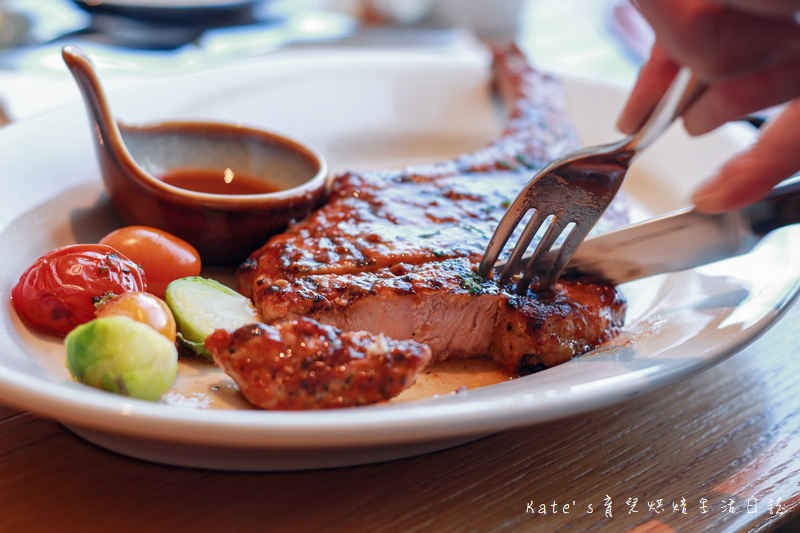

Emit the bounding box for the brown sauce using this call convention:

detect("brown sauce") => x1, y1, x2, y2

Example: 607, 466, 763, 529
160, 168, 282, 195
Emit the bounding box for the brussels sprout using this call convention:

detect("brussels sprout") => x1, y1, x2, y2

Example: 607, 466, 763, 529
65, 316, 178, 401
164, 276, 259, 360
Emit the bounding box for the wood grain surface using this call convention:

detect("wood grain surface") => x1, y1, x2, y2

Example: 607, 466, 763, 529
1, 297, 799, 532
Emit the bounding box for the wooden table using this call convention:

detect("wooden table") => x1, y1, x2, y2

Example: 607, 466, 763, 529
1, 299, 798, 532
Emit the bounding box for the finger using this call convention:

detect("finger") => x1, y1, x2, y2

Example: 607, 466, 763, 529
691, 98, 800, 213
616, 44, 680, 134
683, 56, 800, 134
635, 0, 800, 79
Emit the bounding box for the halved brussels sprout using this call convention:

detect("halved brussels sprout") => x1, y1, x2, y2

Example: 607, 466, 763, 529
164, 276, 259, 360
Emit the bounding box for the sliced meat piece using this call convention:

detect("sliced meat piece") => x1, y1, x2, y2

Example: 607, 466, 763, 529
492, 273, 626, 373
253, 259, 502, 359
251, 258, 624, 374
205, 318, 432, 410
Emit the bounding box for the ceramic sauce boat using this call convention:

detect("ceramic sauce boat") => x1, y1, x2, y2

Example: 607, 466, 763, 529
62, 45, 330, 267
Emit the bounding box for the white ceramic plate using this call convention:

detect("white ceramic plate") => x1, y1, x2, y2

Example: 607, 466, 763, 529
0, 47, 797, 471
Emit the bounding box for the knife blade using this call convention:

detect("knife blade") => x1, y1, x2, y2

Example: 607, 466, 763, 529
552, 178, 800, 284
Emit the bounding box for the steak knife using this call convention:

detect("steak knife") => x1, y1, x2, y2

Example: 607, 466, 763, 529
556, 178, 800, 284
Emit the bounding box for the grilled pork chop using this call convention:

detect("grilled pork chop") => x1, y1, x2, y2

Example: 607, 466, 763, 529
238, 45, 627, 375
206, 319, 431, 409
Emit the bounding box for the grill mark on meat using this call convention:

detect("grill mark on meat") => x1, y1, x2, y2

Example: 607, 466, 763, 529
238, 44, 628, 376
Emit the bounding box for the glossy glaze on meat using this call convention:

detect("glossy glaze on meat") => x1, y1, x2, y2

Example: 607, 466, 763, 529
205, 318, 432, 409
238, 45, 628, 376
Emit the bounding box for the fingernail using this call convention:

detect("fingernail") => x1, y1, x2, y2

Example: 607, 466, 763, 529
616, 111, 641, 135
691, 177, 726, 213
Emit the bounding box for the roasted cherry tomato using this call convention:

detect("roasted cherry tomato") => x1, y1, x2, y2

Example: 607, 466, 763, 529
12, 244, 146, 336
95, 291, 177, 342
99, 226, 201, 298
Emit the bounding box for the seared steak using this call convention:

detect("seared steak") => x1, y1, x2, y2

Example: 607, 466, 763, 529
238, 45, 627, 375
205, 318, 431, 409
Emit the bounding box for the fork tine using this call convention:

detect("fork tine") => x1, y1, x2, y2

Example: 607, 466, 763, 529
479, 193, 536, 277
516, 215, 571, 293
498, 208, 548, 285
536, 221, 592, 290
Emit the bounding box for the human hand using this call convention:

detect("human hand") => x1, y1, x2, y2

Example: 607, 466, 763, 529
616, 0, 800, 213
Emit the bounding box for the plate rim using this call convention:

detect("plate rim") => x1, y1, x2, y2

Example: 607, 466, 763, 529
0, 49, 795, 456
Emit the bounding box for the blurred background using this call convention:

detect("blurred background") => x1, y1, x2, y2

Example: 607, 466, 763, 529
0, 0, 649, 124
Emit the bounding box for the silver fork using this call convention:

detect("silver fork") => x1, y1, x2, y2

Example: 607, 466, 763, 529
479, 67, 705, 293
